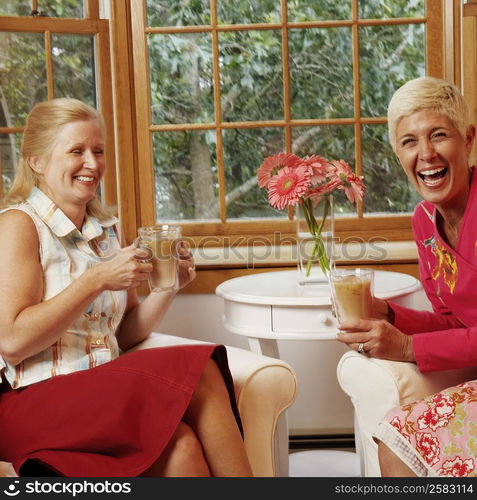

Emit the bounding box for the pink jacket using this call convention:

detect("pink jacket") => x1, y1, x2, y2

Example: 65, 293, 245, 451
389, 167, 477, 372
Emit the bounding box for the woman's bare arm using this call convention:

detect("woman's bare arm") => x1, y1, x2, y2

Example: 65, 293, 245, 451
0, 210, 151, 365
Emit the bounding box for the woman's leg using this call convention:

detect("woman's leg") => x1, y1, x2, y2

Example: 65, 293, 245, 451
184, 359, 253, 477
378, 440, 416, 477
142, 422, 211, 477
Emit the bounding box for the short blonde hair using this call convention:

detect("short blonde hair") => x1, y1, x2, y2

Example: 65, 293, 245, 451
3, 97, 113, 220
387, 76, 470, 151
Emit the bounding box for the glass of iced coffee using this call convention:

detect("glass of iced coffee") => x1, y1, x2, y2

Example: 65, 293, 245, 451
329, 268, 374, 323
137, 224, 181, 292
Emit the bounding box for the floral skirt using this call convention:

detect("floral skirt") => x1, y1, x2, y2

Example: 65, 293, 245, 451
374, 380, 477, 477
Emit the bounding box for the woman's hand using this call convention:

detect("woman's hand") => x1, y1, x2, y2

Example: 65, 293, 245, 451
336, 318, 415, 362
115, 241, 196, 350
176, 241, 196, 290
91, 244, 153, 291
371, 297, 394, 321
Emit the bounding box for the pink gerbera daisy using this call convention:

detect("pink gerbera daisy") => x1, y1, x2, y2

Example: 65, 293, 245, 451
267, 165, 312, 210
302, 154, 329, 185
306, 178, 342, 207
329, 159, 365, 203
257, 152, 301, 188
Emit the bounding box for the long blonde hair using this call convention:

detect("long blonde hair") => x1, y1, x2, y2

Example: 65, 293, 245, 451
3, 97, 114, 220
387, 76, 470, 152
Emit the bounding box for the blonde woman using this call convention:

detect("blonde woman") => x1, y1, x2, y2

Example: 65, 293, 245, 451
0, 98, 252, 477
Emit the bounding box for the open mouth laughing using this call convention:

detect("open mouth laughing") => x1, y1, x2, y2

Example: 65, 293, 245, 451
417, 167, 448, 186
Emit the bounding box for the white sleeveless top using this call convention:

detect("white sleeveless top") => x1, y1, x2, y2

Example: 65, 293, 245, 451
0, 188, 128, 389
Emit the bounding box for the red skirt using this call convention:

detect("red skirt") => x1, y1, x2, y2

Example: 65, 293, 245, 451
0, 345, 240, 477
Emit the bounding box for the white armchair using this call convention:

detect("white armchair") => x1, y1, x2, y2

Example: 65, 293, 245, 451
337, 350, 477, 477
0, 332, 297, 477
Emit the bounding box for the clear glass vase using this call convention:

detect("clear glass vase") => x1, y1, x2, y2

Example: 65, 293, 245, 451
295, 195, 335, 285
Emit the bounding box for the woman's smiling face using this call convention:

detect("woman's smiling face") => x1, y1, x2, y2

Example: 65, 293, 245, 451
395, 109, 475, 210
31, 119, 105, 214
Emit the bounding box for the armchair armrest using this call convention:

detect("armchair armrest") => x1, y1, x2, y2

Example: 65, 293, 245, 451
129, 333, 297, 476
337, 351, 477, 476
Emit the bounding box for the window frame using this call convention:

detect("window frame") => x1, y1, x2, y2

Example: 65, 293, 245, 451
119, 0, 453, 254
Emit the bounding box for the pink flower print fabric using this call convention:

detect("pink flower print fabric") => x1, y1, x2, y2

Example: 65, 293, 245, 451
383, 381, 477, 477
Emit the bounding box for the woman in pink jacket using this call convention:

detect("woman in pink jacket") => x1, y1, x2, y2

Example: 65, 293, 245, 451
338, 76, 477, 477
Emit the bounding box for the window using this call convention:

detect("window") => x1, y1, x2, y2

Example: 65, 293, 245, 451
0, 0, 457, 275
126, 0, 449, 255
0, 0, 116, 205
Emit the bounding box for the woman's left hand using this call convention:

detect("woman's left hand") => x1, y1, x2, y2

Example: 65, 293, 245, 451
176, 241, 196, 290
336, 319, 415, 362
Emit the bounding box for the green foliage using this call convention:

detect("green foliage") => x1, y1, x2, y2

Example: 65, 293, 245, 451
289, 27, 353, 120
287, 0, 351, 21
52, 34, 96, 106
217, 0, 280, 24
145, 1, 426, 221
0, 0, 85, 17
362, 124, 421, 213
358, 0, 424, 19
39, 0, 84, 18
0, 33, 47, 127
360, 24, 425, 117
220, 29, 283, 122
0, 0, 31, 17
147, 0, 210, 27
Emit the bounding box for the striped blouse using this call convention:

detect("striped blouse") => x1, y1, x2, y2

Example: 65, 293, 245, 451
0, 187, 127, 389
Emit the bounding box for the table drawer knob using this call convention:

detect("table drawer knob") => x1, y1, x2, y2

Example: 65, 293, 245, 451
317, 313, 333, 326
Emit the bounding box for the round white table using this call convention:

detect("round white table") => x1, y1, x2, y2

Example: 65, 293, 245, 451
215, 269, 426, 476
216, 269, 423, 357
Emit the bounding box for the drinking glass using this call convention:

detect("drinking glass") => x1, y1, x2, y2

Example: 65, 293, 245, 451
137, 224, 181, 292
329, 268, 374, 323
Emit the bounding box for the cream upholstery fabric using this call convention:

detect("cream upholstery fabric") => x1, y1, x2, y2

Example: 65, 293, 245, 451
337, 350, 477, 476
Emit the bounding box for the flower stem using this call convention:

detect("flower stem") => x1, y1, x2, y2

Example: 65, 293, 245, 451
301, 196, 331, 277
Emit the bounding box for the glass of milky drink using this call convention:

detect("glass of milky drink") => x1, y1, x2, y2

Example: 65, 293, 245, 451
137, 224, 182, 292
329, 268, 374, 324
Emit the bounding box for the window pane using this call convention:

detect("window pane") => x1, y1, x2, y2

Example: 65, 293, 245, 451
146, 0, 210, 27
288, 0, 351, 22
52, 34, 96, 106
217, 0, 280, 24
292, 124, 356, 215
0, 32, 47, 127
220, 30, 283, 122
289, 28, 353, 119
359, 0, 424, 19
362, 124, 421, 214
0, 0, 31, 16
152, 131, 219, 221
223, 127, 285, 218
149, 33, 214, 125
360, 23, 425, 117
0, 133, 21, 196
38, 0, 84, 18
